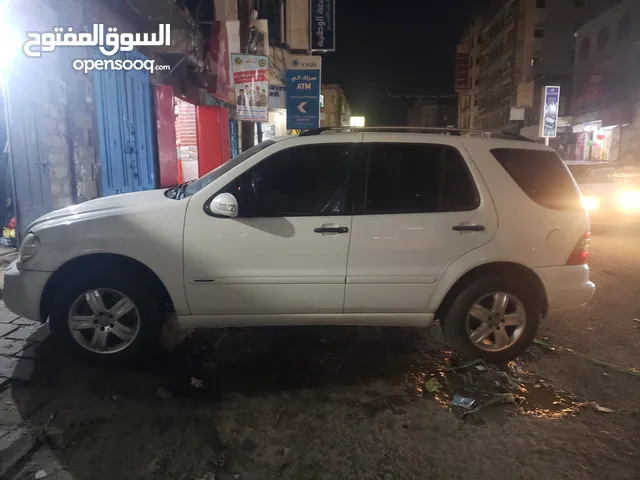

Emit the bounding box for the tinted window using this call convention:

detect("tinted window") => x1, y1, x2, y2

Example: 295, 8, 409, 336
365, 144, 479, 214
491, 148, 581, 211
183, 140, 275, 197
219, 144, 353, 217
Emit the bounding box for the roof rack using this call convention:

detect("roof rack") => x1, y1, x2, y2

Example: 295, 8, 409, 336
298, 126, 534, 142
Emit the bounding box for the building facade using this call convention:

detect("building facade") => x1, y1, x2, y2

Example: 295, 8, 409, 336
321, 85, 351, 127
1, 0, 220, 239
409, 100, 458, 128
457, 19, 483, 129
1, 0, 324, 240
572, 0, 640, 163
457, 0, 620, 139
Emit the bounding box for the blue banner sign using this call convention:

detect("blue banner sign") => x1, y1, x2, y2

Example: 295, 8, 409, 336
286, 56, 322, 130
540, 86, 561, 138
310, 0, 335, 52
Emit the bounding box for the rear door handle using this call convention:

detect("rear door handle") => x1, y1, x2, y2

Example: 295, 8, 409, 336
452, 224, 485, 232
314, 224, 349, 234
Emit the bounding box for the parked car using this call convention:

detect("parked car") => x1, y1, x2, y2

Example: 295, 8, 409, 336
4, 128, 595, 364
566, 161, 640, 227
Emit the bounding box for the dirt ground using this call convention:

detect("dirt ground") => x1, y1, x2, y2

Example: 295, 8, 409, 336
3, 229, 640, 480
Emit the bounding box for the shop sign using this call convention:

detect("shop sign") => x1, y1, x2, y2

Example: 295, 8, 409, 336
286, 56, 322, 130
310, 0, 335, 52
231, 54, 269, 122
540, 86, 560, 138
269, 85, 286, 109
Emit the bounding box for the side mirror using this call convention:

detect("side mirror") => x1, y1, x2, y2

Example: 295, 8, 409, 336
210, 193, 238, 218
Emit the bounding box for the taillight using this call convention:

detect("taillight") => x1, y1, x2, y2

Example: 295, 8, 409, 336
566, 232, 591, 265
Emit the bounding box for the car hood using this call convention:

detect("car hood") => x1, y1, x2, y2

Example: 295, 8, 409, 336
27, 189, 177, 231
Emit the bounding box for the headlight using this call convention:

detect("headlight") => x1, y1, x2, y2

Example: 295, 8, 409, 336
18, 233, 40, 263
581, 196, 599, 211
618, 191, 640, 210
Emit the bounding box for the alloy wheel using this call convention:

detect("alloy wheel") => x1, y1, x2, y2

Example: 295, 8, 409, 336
465, 291, 526, 352
67, 288, 140, 354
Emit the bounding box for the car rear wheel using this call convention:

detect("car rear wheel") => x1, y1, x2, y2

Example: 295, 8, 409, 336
441, 277, 540, 364
49, 272, 164, 363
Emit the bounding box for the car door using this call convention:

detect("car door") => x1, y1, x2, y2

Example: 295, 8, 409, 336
344, 134, 498, 313
182, 138, 360, 317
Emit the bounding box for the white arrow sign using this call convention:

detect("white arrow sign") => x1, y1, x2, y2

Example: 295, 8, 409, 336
297, 102, 307, 113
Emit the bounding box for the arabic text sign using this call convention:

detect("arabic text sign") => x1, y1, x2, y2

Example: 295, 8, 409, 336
310, 0, 335, 52
540, 86, 561, 138
22, 24, 171, 58
232, 54, 269, 122
286, 56, 321, 130
269, 85, 286, 109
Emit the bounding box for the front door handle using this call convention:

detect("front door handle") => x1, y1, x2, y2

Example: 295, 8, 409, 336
453, 224, 485, 232
314, 224, 349, 234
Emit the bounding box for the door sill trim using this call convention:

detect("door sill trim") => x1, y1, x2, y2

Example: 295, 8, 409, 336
178, 313, 435, 329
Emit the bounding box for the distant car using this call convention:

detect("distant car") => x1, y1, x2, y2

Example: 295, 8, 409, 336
4, 130, 595, 365
566, 161, 640, 226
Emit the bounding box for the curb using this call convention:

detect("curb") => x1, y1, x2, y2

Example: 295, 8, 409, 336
0, 427, 39, 478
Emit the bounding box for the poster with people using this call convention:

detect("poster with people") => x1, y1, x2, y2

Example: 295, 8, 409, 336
231, 54, 269, 122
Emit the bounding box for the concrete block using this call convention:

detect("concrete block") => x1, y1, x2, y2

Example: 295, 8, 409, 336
0, 324, 19, 338
75, 112, 93, 129
0, 310, 19, 324
0, 339, 31, 356
0, 426, 39, 478
0, 355, 35, 381
52, 163, 69, 178
44, 117, 59, 134
11, 318, 38, 326
5, 324, 49, 342
50, 180, 63, 196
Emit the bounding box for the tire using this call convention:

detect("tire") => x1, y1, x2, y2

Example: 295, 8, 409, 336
441, 276, 541, 364
49, 270, 165, 364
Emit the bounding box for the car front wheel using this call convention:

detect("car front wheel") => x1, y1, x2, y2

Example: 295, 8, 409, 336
49, 272, 164, 363
441, 277, 541, 364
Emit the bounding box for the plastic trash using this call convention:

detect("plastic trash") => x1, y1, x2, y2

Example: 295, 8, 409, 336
450, 395, 477, 409
424, 378, 443, 393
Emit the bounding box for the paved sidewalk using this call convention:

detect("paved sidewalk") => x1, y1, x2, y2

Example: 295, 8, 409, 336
0, 302, 49, 387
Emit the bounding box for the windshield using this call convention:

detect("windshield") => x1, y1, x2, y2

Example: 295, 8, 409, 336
181, 140, 276, 198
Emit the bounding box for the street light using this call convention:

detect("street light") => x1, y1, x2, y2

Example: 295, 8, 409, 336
0, 18, 23, 82
349, 116, 365, 127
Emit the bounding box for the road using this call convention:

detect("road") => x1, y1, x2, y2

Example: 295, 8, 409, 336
1, 230, 639, 480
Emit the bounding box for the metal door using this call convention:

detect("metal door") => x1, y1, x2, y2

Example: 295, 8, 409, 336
93, 50, 156, 196
5, 73, 54, 238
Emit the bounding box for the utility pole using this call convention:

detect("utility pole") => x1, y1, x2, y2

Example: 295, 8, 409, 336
238, 0, 255, 152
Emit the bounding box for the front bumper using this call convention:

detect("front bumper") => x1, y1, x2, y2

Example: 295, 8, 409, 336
2, 260, 51, 322
534, 264, 595, 315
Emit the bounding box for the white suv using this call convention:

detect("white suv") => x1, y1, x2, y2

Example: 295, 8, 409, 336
4, 128, 595, 364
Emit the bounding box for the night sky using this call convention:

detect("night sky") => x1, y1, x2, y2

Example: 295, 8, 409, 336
322, 0, 484, 126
